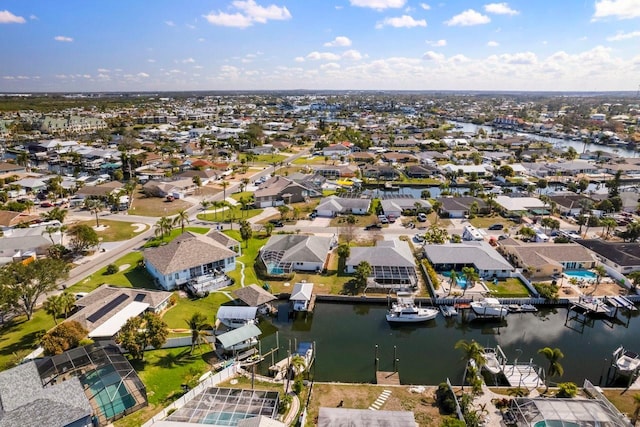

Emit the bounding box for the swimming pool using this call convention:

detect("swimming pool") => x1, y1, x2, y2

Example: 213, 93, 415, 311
266, 262, 284, 275
564, 269, 597, 281
442, 271, 468, 289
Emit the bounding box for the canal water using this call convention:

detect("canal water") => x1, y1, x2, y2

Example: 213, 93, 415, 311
258, 303, 640, 386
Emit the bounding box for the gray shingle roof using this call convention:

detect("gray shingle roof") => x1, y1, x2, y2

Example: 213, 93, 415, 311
347, 239, 415, 268
500, 242, 594, 268
316, 195, 371, 213
423, 241, 513, 271
262, 235, 332, 264
233, 284, 277, 307
206, 229, 240, 249
0, 362, 92, 427
144, 231, 236, 275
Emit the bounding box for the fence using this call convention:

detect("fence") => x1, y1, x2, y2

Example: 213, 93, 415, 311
142, 364, 239, 426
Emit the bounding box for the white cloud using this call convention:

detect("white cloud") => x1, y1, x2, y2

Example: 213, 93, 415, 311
29, 15, 38, 20
182, 58, 196, 63
445, 9, 490, 26
607, 30, 640, 41
324, 36, 352, 47
204, 0, 291, 28
294, 56, 305, 62
147, 59, 156, 63
420, 3, 431, 10
423, 51, 445, 61
137, 72, 150, 78
342, 49, 363, 60
198, 38, 206, 42
492, 51, 537, 65
306, 51, 341, 61
593, 0, 640, 20
165, 20, 176, 26
321, 63, 341, 70
349, 0, 406, 10
0, 10, 26, 24
487, 40, 499, 47
97, 68, 110, 73
54, 36, 74, 42
186, 24, 196, 29
484, 2, 519, 15
376, 15, 427, 29
426, 39, 446, 47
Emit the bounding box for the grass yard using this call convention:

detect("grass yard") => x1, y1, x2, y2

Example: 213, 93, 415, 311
144, 227, 210, 248
602, 389, 640, 421
329, 213, 377, 228
238, 153, 287, 165
197, 207, 263, 222
469, 216, 516, 229
162, 292, 235, 330
0, 310, 56, 370
485, 277, 532, 297
67, 252, 154, 292
129, 191, 192, 217
73, 219, 148, 242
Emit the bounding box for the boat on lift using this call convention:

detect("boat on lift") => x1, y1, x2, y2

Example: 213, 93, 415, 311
613, 346, 640, 376
470, 298, 509, 319
386, 293, 438, 323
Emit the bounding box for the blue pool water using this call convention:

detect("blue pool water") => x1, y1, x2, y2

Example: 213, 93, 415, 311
442, 271, 468, 289
564, 269, 597, 280
266, 262, 284, 275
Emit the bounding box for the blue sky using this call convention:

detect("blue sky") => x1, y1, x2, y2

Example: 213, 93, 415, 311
1, 0, 640, 92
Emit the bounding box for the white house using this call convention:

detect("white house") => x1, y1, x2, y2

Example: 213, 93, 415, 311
290, 282, 314, 312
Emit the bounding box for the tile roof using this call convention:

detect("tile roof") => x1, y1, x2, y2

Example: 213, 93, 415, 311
144, 231, 237, 276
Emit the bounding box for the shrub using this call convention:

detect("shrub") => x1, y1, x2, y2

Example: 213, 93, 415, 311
435, 382, 456, 415
534, 282, 559, 300
104, 264, 118, 275
41, 321, 88, 355
293, 377, 304, 395
556, 382, 578, 398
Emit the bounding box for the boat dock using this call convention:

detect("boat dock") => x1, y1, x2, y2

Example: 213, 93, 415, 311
376, 371, 401, 386
502, 362, 544, 389
570, 296, 615, 316
604, 295, 637, 312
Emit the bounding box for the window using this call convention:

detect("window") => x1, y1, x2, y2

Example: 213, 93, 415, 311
175, 273, 179, 279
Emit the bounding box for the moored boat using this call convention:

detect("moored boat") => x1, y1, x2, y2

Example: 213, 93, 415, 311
613, 346, 640, 375
482, 348, 502, 375
470, 297, 509, 319
386, 294, 438, 323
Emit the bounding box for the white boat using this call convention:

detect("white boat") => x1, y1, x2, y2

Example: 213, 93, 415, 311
508, 304, 538, 313
613, 346, 640, 375
482, 348, 502, 375
440, 305, 458, 317
219, 318, 256, 329
470, 298, 509, 318
386, 294, 438, 323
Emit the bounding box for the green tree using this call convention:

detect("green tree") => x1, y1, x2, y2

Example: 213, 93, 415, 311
337, 243, 350, 260
43, 294, 64, 325
538, 347, 564, 393
277, 205, 290, 221
556, 382, 578, 398
461, 266, 479, 297
353, 261, 372, 292
41, 321, 88, 356
68, 224, 99, 254
220, 180, 230, 200
85, 199, 104, 227
173, 209, 190, 233
155, 216, 173, 240
264, 222, 275, 237
424, 224, 449, 244
41, 207, 68, 223
0, 258, 70, 320
58, 292, 76, 318
117, 312, 168, 361
239, 219, 253, 248
186, 312, 212, 354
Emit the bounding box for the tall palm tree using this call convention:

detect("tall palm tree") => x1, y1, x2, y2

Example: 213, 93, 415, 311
220, 180, 230, 201
155, 216, 173, 240
461, 266, 479, 297
455, 339, 486, 368
58, 292, 76, 318
173, 210, 190, 233
43, 294, 63, 325
85, 199, 104, 227
186, 312, 212, 354
288, 354, 307, 377
447, 270, 459, 296
592, 265, 607, 294
538, 347, 564, 393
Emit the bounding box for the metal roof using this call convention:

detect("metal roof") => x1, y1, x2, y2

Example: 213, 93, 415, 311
88, 301, 149, 338
216, 324, 261, 349
216, 306, 258, 321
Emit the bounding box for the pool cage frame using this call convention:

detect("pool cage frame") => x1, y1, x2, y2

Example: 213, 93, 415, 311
36, 341, 147, 426
259, 248, 293, 275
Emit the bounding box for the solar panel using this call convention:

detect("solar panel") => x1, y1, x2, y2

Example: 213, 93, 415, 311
134, 293, 146, 302
87, 294, 129, 323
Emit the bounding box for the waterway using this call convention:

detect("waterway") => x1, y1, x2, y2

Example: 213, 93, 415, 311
450, 121, 637, 158
258, 302, 640, 386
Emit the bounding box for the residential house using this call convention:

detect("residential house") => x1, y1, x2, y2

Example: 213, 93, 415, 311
69, 285, 173, 338
404, 164, 438, 178
0, 161, 27, 176
177, 169, 219, 185
206, 229, 241, 254
290, 282, 314, 312
233, 284, 278, 309
13, 177, 47, 193
423, 241, 514, 279
142, 178, 197, 199
346, 239, 417, 289
361, 165, 400, 181
76, 181, 124, 199
380, 197, 431, 218
0, 210, 40, 229
440, 163, 489, 178
144, 231, 237, 290
575, 240, 640, 275
545, 160, 599, 176
437, 196, 488, 218
349, 151, 376, 164
259, 234, 335, 275
547, 194, 595, 217
315, 195, 371, 217
312, 164, 358, 178
498, 239, 595, 279
381, 152, 416, 164
254, 176, 320, 208
322, 143, 351, 158
495, 195, 546, 216
0, 361, 93, 427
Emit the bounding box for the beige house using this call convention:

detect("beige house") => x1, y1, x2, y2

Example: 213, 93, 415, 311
499, 239, 595, 278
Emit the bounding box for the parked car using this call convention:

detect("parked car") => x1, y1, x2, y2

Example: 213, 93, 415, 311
365, 223, 382, 230
488, 223, 504, 230
269, 219, 284, 227
414, 234, 425, 243
40, 201, 53, 208
417, 213, 427, 222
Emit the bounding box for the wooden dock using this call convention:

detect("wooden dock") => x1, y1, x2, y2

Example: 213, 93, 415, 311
376, 371, 401, 385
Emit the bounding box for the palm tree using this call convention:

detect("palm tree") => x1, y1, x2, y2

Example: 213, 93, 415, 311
461, 266, 479, 297
538, 347, 564, 393
85, 199, 104, 227
58, 292, 76, 318
155, 216, 173, 240
186, 312, 212, 354
455, 339, 486, 368
220, 180, 230, 201
592, 265, 607, 294
173, 210, 190, 233
288, 354, 307, 377
264, 222, 275, 237
447, 270, 458, 296
43, 294, 63, 325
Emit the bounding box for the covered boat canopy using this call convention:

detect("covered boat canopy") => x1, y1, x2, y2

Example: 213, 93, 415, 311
217, 306, 258, 321
216, 323, 261, 349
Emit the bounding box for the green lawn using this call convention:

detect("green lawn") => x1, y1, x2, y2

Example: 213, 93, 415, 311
74, 219, 148, 242
197, 207, 262, 223
484, 277, 531, 297
144, 227, 210, 248
67, 252, 154, 292
469, 216, 516, 229
0, 309, 56, 370
162, 292, 234, 330
238, 153, 287, 165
